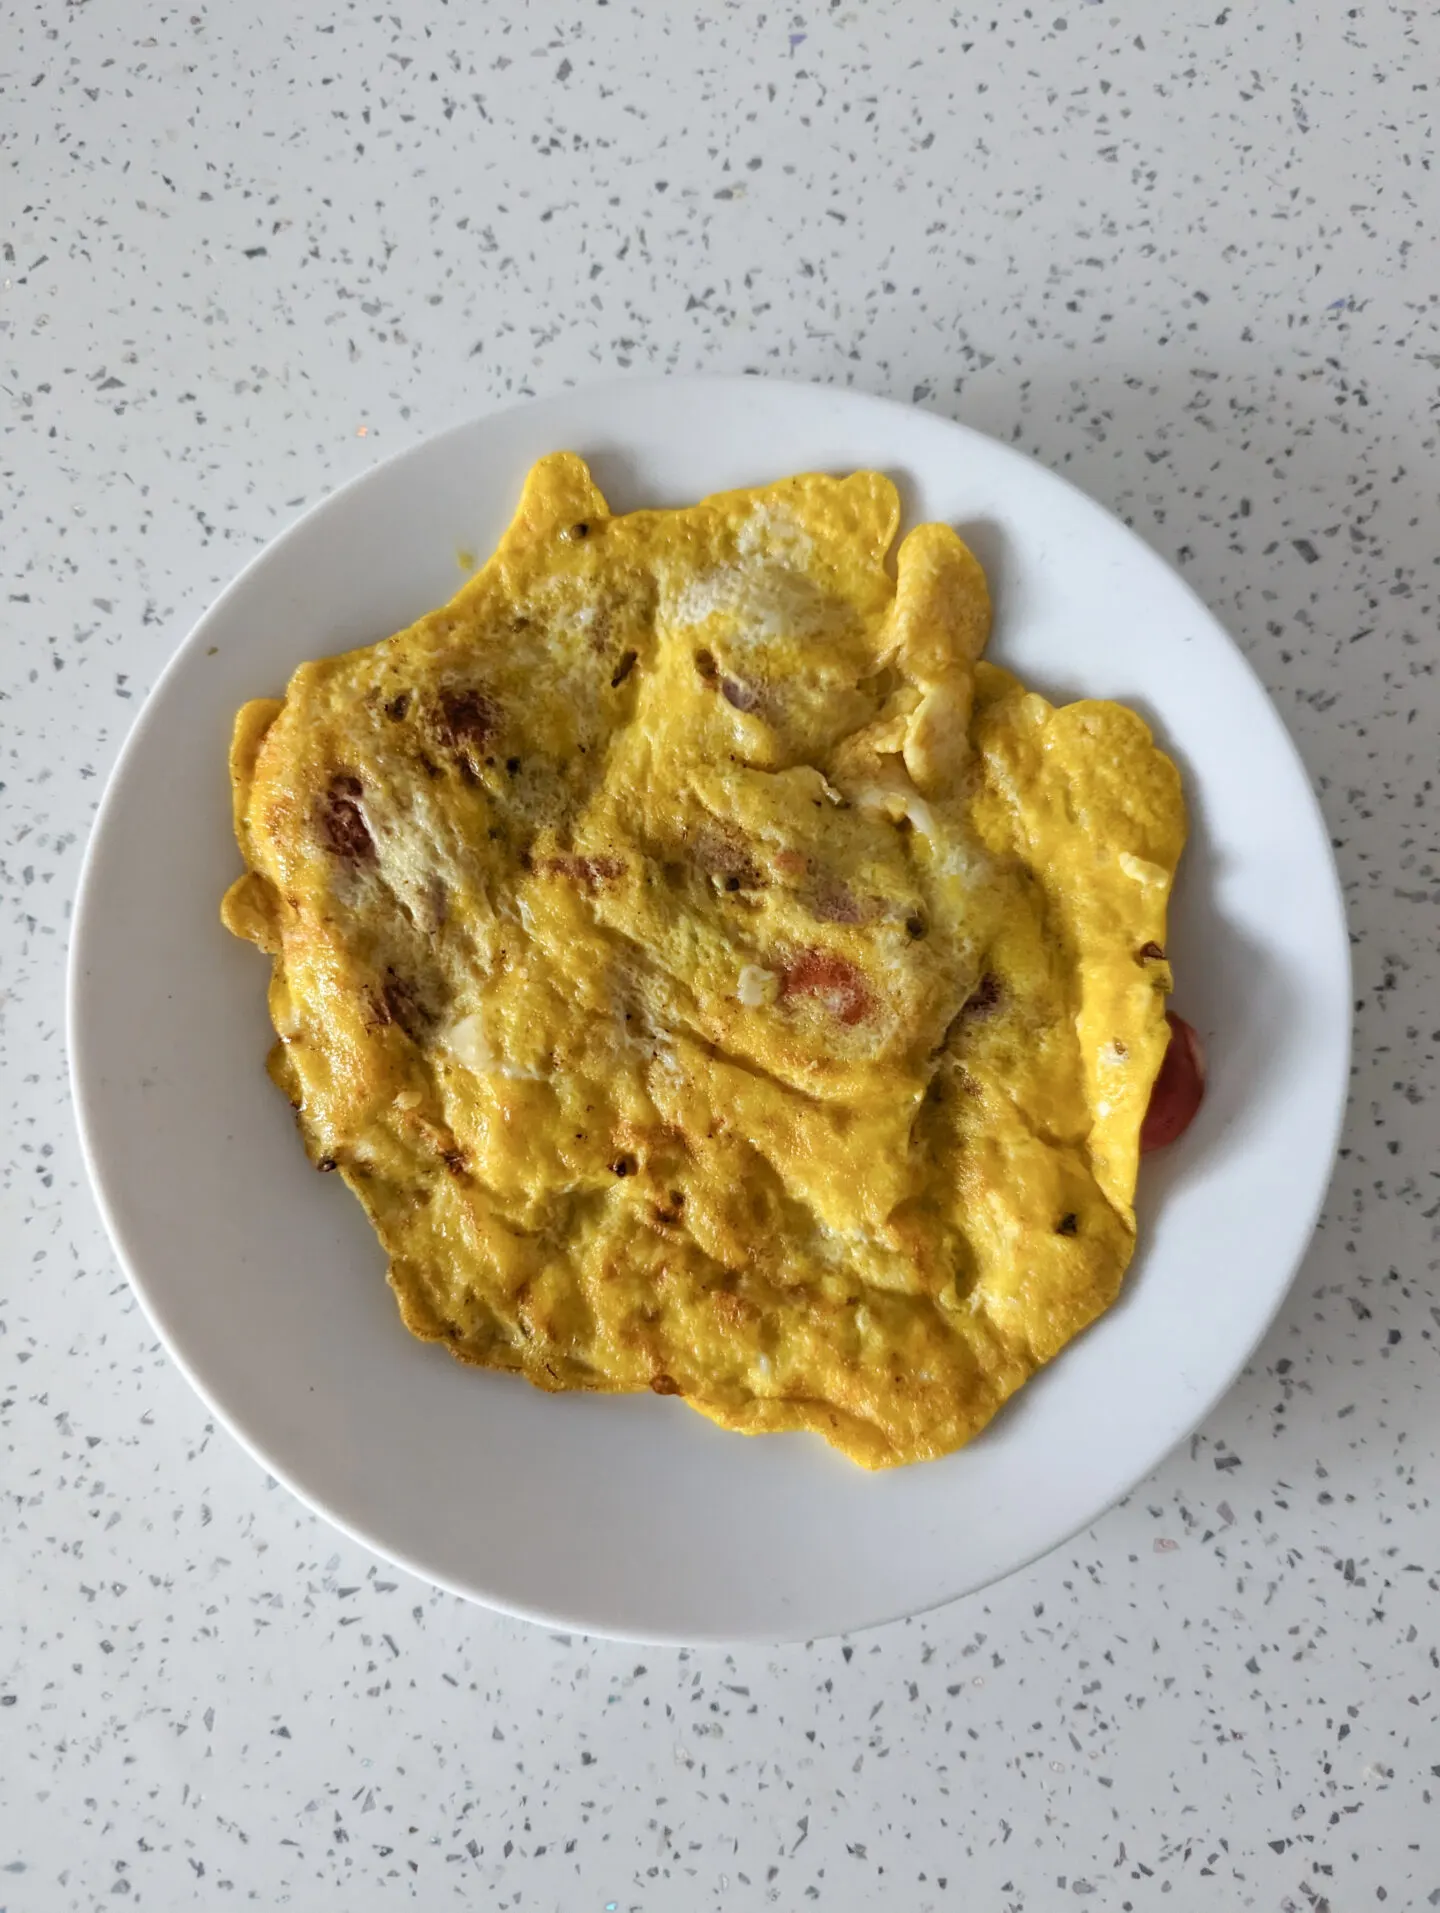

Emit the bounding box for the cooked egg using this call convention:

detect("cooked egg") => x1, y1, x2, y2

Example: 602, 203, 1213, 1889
221, 453, 1185, 1468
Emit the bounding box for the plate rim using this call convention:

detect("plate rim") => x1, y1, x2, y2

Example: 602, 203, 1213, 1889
66, 371, 1353, 1643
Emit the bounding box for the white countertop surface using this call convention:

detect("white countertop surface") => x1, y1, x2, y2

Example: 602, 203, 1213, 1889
4, 2, 1436, 1906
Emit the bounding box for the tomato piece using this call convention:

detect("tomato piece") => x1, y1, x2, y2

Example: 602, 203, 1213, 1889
1141, 1013, 1206, 1153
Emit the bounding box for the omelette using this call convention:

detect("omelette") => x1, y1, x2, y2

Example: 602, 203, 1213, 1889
222, 454, 1187, 1469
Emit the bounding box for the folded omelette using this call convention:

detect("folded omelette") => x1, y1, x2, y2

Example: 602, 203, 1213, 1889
222, 454, 1184, 1468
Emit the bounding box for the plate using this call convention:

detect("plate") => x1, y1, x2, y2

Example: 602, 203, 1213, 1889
68, 376, 1350, 1643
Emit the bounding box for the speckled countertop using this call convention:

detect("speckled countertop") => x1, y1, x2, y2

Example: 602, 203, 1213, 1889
3, 2, 1438, 1907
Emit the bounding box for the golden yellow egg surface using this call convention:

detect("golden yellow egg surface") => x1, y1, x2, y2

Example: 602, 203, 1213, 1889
222, 454, 1185, 1468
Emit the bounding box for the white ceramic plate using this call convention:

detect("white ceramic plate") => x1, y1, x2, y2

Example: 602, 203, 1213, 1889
69, 376, 1349, 1643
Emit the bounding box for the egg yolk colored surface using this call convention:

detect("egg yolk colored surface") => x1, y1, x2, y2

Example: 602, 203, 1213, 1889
222, 454, 1184, 1468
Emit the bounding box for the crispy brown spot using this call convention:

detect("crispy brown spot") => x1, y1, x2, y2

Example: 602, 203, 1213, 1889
384, 691, 410, 720
316, 1156, 338, 1173
610, 648, 638, 688
811, 882, 873, 926
423, 874, 449, 930
710, 1287, 758, 1330
905, 913, 927, 940
780, 948, 875, 1027
381, 970, 434, 1043
1056, 1212, 1079, 1236
651, 1189, 685, 1227
716, 858, 764, 891
961, 972, 1003, 1021
649, 1373, 682, 1396
441, 1148, 467, 1177
694, 648, 718, 680
580, 604, 614, 656
610, 1154, 637, 1178
692, 829, 764, 892
545, 854, 625, 889
318, 772, 374, 863
1138, 940, 1166, 963
436, 686, 499, 752
720, 676, 761, 713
